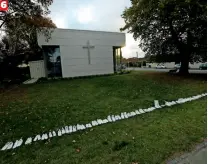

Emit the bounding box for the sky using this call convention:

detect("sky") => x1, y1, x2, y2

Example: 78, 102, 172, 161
49, 0, 145, 58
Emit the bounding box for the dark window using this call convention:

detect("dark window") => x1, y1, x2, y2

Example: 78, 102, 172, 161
113, 47, 122, 72
42, 46, 62, 77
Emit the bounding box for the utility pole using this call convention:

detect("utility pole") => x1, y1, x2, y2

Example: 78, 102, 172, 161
136, 52, 139, 68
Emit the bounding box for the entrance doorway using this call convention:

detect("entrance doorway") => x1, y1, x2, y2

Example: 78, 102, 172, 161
42, 46, 62, 77
113, 47, 122, 72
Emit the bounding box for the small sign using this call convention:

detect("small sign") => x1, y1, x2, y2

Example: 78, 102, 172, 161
0, 0, 8, 11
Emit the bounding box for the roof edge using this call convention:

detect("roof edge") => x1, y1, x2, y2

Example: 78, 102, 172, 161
53, 28, 125, 34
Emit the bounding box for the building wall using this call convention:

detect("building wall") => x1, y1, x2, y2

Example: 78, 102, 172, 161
29, 60, 46, 78
38, 29, 126, 78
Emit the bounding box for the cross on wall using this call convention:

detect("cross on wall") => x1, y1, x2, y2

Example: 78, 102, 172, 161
83, 40, 95, 65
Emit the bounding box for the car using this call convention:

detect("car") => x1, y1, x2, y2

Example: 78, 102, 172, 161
174, 63, 190, 69
174, 64, 181, 69
156, 64, 166, 69
121, 64, 127, 69
199, 63, 207, 70
116, 64, 126, 70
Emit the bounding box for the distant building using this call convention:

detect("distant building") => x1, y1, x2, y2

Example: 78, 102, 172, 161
122, 57, 146, 64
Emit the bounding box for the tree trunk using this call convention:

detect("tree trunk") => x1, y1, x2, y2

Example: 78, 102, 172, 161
179, 30, 193, 75
168, 19, 190, 75
179, 52, 190, 75
179, 59, 189, 75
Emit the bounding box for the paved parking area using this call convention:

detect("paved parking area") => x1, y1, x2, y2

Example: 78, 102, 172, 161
167, 141, 207, 164
127, 67, 207, 74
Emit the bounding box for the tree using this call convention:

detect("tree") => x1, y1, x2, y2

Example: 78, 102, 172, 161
121, 0, 207, 74
4, 16, 56, 56
143, 61, 146, 66
0, 0, 53, 28
0, 0, 56, 83
147, 54, 180, 63
0, 0, 56, 56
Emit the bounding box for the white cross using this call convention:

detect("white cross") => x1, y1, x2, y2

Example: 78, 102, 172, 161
83, 40, 95, 64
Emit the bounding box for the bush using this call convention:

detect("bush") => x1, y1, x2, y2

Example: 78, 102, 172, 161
116, 70, 131, 75
0, 64, 30, 85
37, 74, 117, 83
129, 62, 133, 67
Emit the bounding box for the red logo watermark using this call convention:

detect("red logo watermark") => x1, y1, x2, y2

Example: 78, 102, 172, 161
0, 0, 8, 11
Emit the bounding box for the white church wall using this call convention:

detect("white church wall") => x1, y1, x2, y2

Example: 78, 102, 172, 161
38, 29, 125, 78
29, 60, 46, 79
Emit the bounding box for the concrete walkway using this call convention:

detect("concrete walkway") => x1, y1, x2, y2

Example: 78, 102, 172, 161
23, 78, 38, 84
167, 141, 207, 164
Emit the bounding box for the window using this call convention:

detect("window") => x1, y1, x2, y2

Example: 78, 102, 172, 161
42, 46, 62, 77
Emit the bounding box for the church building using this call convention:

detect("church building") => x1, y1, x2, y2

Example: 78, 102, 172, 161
29, 28, 126, 78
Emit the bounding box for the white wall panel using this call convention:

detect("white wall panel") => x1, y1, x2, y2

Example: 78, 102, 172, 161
61, 58, 113, 66
60, 45, 113, 58
45, 29, 125, 40
29, 60, 46, 78
38, 38, 125, 47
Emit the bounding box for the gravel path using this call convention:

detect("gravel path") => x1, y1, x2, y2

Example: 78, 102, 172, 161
167, 141, 207, 164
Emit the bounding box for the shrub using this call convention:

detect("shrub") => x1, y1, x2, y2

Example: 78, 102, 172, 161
143, 61, 147, 66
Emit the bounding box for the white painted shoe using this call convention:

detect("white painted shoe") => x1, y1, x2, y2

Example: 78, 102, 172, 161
111, 115, 116, 122
86, 123, 92, 128
41, 134, 48, 140
135, 110, 141, 115
154, 100, 161, 108
92, 121, 98, 126
25, 137, 32, 145
33, 135, 41, 141
52, 131, 57, 137
139, 109, 145, 114
72, 126, 77, 132
61, 128, 66, 134
58, 130, 62, 136
97, 119, 103, 124
130, 112, 136, 116
65, 126, 70, 133
120, 113, 125, 119
1, 142, 13, 151
68, 126, 73, 133
107, 116, 113, 122
13, 139, 23, 149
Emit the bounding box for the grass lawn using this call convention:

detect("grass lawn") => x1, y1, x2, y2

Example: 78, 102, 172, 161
0, 71, 207, 164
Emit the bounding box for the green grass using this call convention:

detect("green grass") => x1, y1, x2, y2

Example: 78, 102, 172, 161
0, 71, 207, 164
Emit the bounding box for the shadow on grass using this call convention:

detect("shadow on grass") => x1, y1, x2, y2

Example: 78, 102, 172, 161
173, 73, 207, 81
112, 141, 130, 151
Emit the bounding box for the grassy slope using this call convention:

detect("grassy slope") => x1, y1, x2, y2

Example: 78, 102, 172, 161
0, 71, 206, 164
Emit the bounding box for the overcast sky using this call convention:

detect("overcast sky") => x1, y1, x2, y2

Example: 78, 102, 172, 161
49, 0, 145, 58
